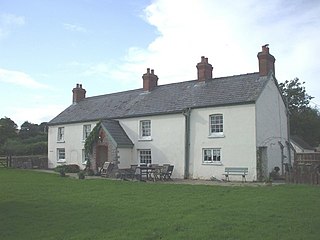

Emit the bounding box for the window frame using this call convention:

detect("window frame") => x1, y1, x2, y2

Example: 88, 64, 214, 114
209, 114, 224, 138
202, 148, 222, 164
57, 127, 65, 142
57, 148, 66, 163
138, 149, 152, 165
83, 124, 91, 141
139, 120, 152, 140
82, 149, 89, 165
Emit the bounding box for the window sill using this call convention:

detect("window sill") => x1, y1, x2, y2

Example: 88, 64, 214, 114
202, 162, 223, 166
208, 133, 225, 138
57, 159, 66, 163
138, 137, 153, 142
57, 140, 65, 143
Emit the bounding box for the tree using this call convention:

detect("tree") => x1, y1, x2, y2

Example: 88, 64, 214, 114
279, 78, 313, 112
19, 121, 45, 139
279, 78, 320, 147
0, 117, 18, 146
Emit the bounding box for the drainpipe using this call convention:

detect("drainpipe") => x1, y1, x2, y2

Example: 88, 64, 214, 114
183, 108, 191, 179
285, 98, 292, 167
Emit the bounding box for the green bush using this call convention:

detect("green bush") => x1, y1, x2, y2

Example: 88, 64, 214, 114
78, 171, 85, 179
54, 164, 80, 173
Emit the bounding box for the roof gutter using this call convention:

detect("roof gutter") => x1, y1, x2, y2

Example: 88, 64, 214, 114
182, 108, 191, 179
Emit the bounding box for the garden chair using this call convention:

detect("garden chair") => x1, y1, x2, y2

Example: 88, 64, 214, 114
100, 162, 113, 178
152, 167, 163, 181
162, 165, 174, 181
119, 165, 138, 180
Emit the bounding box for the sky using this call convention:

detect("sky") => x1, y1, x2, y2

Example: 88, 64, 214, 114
1, 0, 320, 128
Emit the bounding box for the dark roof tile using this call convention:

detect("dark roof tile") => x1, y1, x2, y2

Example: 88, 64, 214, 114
49, 72, 267, 125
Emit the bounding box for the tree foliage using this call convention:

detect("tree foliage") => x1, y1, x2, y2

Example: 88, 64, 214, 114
0, 118, 48, 155
279, 78, 313, 112
279, 78, 320, 147
0, 117, 18, 146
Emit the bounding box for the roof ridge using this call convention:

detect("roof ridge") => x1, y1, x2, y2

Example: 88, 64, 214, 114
84, 72, 260, 100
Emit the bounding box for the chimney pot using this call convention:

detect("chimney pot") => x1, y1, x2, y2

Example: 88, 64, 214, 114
143, 68, 158, 91
72, 83, 86, 104
196, 56, 213, 81
257, 44, 275, 77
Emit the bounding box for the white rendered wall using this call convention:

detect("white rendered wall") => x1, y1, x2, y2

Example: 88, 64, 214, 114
118, 148, 133, 168
48, 121, 98, 169
256, 78, 288, 174
119, 113, 186, 178
189, 105, 257, 181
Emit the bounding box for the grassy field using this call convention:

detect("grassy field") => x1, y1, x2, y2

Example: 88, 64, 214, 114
0, 169, 319, 240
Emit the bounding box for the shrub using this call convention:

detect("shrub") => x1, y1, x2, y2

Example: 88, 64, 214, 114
54, 164, 80, 173
86, 169, 95, 176
78, 171, 85, 179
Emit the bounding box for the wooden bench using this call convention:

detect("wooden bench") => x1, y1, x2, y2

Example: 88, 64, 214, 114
224, 167, 248, 182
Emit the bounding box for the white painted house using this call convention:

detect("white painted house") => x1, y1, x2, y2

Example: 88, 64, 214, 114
48, 45, 289, 181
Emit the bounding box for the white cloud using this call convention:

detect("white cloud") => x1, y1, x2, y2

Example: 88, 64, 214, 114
10, 105, 65, 127
0, 13, 25, 39
0, 68, 49, 89
63, 23, 87, 33
108, 0, 320, 101
60, 0, 320, 103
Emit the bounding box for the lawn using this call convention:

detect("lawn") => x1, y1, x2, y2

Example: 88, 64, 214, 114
0, 169, 319, 240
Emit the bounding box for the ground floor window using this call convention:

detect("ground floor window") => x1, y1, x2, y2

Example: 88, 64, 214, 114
203, 148, 221, 163
138, 149, 152, 165
57, 148, 65, 162
82, 149, 89, 165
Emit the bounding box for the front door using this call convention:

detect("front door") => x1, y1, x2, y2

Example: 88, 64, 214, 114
96, 145, 108, 172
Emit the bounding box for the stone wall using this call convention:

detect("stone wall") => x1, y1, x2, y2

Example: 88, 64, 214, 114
8, 155, 48, 169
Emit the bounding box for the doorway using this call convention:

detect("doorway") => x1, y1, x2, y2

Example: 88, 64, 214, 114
257, 147, 268, 181
96, 145, 108, 171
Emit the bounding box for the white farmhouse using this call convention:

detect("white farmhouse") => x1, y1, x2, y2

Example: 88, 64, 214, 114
48, 45, 289, 181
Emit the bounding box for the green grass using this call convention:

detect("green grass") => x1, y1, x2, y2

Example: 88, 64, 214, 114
0, 169, 319, 240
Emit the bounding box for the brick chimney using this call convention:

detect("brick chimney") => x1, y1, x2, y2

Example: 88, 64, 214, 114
72, 83, 86, 104
142, 68, 158, 91
196, 56, 213, 81
257, 44, 276, 77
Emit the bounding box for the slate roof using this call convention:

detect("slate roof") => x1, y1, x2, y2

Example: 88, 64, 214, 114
291, 135, 314, 151
100, 119, 133, 148
49, 72, 269, 125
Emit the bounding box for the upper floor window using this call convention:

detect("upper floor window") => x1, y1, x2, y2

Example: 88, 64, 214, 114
83, 124, 91, 140
139, 149, 152, 165
140, 120, 151, 140
57, 148, 66, 163
57, 127, 65, 142
209, 114, 224, 137
203, 148, 221, 164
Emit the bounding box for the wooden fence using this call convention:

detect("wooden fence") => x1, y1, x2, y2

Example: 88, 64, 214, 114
0, 156, 9, 168
286, 153, 320, 185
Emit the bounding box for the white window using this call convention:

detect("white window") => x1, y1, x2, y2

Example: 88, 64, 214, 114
57, 127, 65, 142
83, 124, 91, 140
140, 120, 151, 140
209, 114, 224, 137
138, 149, 152, 165
57, 148, 66, 162
203, 148, 221, 164
82, 149, 89, 165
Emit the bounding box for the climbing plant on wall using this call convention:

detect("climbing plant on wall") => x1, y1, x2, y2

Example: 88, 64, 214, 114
84, 120, 102, 155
